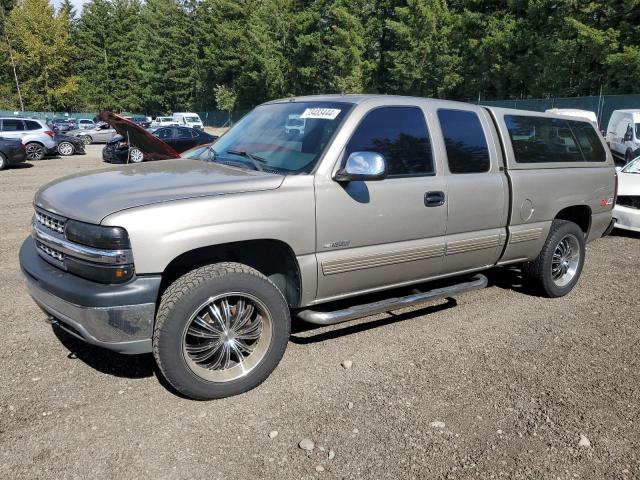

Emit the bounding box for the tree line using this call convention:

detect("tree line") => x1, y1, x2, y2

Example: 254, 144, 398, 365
0, 0, 638, 114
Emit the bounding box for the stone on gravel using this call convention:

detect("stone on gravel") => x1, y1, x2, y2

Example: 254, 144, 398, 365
268, 430, 278, 439
348, 402, 354, 409
299, 438, 314, 451
578, 434, 591, 448
328, 450, 335, 460
315, 465, 325, 472
430, 421, 446, 429
341, 360, 353, 370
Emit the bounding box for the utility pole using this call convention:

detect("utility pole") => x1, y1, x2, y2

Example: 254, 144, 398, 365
1, 6, 24, 112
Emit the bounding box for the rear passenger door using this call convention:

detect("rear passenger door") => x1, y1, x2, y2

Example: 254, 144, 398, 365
1, 119, 26, 140
435, 108, 509, 275
314, 105, 448, 301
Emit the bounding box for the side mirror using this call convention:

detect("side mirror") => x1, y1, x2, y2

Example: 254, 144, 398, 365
334, 151, 387, 182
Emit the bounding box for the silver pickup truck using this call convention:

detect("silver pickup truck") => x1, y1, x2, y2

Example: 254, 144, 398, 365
20, 95, 617, 399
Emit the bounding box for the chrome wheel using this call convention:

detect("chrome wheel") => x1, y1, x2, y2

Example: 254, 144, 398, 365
551, 234, 580, 287
129, 147, 144, 163
58, 142, 74, 156
181, 293, 273, 383
79, 135, 92, 145
25, 143, 45, 160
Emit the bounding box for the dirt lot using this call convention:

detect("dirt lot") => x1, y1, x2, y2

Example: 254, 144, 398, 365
1, 147, 639, 479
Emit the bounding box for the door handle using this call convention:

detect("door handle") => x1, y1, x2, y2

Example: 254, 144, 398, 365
424, 191, 445, 207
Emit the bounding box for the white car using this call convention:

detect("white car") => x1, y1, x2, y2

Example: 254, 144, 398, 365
152, 116, 179, 127
613, 157, 640, 232
173, 112, 203, 130
606, 110, 640, 164
77, 119, 96, 130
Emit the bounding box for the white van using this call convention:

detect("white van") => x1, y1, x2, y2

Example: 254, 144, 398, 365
546, 108, 598, 128
172, 112, 203, 130
606, 109, 640, 163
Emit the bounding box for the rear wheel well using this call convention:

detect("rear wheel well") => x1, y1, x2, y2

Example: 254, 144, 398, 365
554, 205, 591, 235
159, 240, 301, 308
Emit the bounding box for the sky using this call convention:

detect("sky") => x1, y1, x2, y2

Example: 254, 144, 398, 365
53, 0, 89, 14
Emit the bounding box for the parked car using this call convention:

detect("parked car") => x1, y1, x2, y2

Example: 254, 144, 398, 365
55, 133, 86, 156
77, 119, 96, 130
285, 114, 305, 137
51, 118, 74, 133
173, 112, 203, 129
66, 122, 117, 144
125, 115, 152, 128
0, 118, 56, 160
152, 116, 179, 127
613, 156, 640, 232
20, 96, 616, 400
0, 137, 26, 170
102, 126, 218, 163
606, 109, 640, 164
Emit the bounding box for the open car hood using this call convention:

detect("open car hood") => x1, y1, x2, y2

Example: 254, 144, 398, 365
99, 110, 180, 161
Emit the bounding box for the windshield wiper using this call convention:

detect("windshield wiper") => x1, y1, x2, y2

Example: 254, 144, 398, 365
225, 149, 267, 171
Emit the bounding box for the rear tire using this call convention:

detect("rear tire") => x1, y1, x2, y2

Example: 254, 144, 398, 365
523, 220, 585, 298
129, 147, 144, 163
153, 262, 291, 400
79, 135, 92, 145
25, 142, 45, 161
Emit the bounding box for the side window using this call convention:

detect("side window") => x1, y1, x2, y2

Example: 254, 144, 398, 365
177, 127, 193, 139
437, 109, 490, 173
3, 119, 25, 131
568, 120, 606, 162
156, 128, 173, 140
345, 106, 433, 176
25, 120, 42, 130
504, 115, 583, 163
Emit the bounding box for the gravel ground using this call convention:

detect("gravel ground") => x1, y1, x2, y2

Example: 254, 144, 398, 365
1, 147, 639, 479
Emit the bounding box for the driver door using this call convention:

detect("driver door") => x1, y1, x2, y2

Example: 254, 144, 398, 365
314, 106, 447, 302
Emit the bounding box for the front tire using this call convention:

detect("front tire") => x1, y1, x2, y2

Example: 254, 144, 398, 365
58, 141, 75, 156
25, 142, 45, 160
0, 152, 7, 170
79, 135, 92, 145
523, 220, 585, 297
153, 263, 291, 400
129, 147, 144, 163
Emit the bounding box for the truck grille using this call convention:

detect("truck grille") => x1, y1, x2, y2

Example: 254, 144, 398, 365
36, 240, 64, 262
35, 209, 66, 234
617, 196, 640, 210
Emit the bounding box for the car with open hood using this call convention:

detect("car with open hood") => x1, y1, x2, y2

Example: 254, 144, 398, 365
20, 96, 616, 400
102, 125, 218, 163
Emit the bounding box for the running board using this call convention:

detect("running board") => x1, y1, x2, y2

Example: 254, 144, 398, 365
296, 274, 488, 326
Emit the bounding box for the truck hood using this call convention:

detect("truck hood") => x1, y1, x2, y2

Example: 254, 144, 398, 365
35, 159, 285, 224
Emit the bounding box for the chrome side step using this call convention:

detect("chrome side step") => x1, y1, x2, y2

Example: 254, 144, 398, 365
296, 274, 487, 326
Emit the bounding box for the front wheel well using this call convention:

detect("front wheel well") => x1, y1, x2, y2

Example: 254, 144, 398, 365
159, 240, 301, 308
554, 205, 591, 235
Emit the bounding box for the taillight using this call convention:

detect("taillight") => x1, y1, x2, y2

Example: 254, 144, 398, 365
44, 130, 55, 138
20, 143, 25, 149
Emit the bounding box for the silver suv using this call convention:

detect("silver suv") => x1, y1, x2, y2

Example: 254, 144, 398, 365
0, 118, 57, 160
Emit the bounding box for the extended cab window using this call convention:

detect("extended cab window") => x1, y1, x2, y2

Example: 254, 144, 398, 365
505, 115, 583, 163
437, 109, 490, 173
345, 107, 433, 176
568, 120, 606, 162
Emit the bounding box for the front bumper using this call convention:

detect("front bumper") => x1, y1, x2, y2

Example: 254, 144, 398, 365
7, 148, 26, 165
613, 205, 640, 233
20, 237, 160, 354
102, 145, 128, 163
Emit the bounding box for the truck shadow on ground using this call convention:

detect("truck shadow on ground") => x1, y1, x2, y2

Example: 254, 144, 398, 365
483, 266, 539, 296
52, 324, 156, 379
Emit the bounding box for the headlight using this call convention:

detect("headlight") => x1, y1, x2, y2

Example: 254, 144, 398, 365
65, 220, 131, 249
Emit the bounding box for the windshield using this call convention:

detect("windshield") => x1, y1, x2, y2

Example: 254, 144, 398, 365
210, 101, 353, 173
158, 117, 172, 122
622, 157, 640, 173
185, 116, 200, 123
182, 143, 214, 160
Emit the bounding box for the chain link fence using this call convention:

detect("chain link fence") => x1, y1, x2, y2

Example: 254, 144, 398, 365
479, 94, 640, 129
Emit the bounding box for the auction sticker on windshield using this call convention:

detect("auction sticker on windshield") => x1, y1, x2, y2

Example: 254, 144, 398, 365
300, 108, 341, 120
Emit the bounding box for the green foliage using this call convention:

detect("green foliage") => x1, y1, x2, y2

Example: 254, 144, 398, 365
6, 0, 79, 110
214, 84, 237, 112
1, 0, 640, 112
